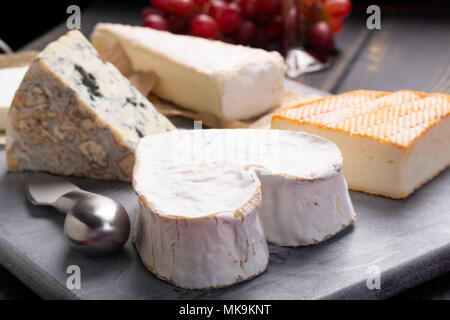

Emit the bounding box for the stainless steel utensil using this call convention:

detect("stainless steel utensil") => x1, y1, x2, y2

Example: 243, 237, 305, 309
25, 173, 130, 255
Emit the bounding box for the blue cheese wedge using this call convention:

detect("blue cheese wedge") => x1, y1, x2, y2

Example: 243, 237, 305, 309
91, 23, 286, 121
6, 30, 175, 181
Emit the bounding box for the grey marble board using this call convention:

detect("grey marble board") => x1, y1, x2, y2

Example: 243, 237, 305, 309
1, 150, 450, 299
0, 80, 449, 299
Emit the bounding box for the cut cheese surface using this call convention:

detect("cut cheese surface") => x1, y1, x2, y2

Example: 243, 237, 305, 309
0, 66, 28, 130
132, 129, 356, 289
272, 90, 450, 198
91, 23, 286, 120
134, 130, 343, 217
6, 30, 175, 181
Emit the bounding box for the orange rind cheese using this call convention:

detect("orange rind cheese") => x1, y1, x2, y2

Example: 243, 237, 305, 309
272, 90, 450, 198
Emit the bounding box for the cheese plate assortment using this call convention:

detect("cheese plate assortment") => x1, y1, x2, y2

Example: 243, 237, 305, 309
0, 24, 449, 299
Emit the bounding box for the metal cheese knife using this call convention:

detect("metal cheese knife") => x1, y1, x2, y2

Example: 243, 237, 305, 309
25, 173, 130, 256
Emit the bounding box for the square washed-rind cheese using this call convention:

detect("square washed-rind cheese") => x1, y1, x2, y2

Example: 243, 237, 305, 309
91, 23, 286, 121
272, 90, 450, 198
132, 129, 356, 289
6, 30, 175, 181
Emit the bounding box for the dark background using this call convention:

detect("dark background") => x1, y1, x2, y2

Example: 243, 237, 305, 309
1, 0, 449, 50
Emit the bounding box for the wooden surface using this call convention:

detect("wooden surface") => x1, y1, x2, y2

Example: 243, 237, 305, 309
1, 2, 449, 299
335, 12, 450, 93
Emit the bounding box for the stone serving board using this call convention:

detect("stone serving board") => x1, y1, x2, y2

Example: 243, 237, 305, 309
0, 82, 449, 299
1, 152, 449, 300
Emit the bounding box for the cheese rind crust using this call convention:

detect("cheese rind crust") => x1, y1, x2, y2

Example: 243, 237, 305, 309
132, 129, 355, 288
91, 23, 286, 121
6, 30, 174, 181
272, 90, 450, 198
133, 191, 269, 290
256, 167, 355, 246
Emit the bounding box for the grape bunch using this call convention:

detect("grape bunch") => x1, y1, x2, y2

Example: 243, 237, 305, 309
141, 0, 352, 51
301, 0, 352, 51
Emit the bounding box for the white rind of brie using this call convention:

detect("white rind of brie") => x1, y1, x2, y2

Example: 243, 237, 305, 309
132, 129, 356, 289
133, 193, 268, 290
257, 167, 355, 246
91, 23, 286, 121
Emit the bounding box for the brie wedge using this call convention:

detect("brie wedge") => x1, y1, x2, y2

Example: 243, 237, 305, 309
7, 30, 174, 181
0, 66, 28, 130
132, 129, 355, 289
91, 23, 286, 121
272, 90, 450, 198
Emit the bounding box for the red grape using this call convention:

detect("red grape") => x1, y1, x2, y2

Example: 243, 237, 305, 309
260, 0, 282, 16
141, 6, 163, 20
255, 5, 272, 24
286, 7, 298, 29
208, 0, 227, 20
268, 15, 283, 38
167, 13, 190, 34
327, 18, 343, 33
144, 0, 347, 50
193, 0, 208, 5
218, 3, 242, 32
240, 0, 259, 19
151, 0, 173, 12
144, 14, 169, 31
324, 0, 352, 19
302, 2, 324, 22
191, 14, 219, 38
308, 21, 333, 49
173, 0, 193, 16
236, 20, 256, 44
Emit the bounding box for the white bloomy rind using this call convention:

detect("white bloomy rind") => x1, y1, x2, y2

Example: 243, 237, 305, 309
256, 168, 355, 246
132, 195, 269, 290
91, 23, 286, 120
132, 129, 356, 289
